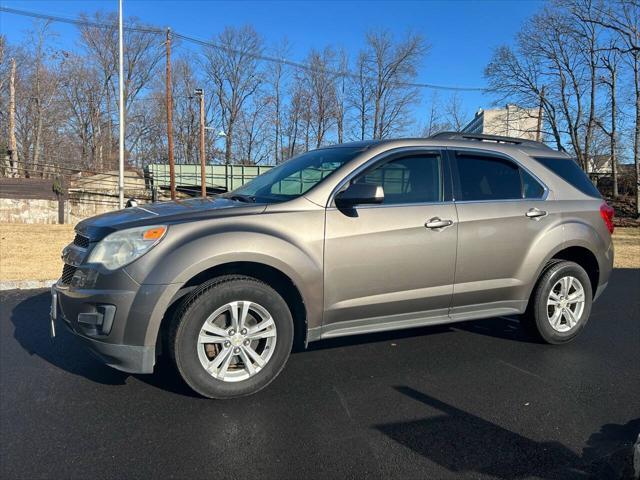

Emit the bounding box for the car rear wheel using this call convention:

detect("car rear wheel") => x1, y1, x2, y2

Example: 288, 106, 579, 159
170, 275, 294, 399
521, 260, 593, 344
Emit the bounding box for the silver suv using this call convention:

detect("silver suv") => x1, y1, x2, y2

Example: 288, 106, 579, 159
52, 133, 614, 398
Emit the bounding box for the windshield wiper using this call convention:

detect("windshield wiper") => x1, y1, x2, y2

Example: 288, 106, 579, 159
223, 193, 256, 203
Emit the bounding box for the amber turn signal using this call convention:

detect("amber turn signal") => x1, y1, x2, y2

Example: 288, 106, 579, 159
143, 226, 167, 241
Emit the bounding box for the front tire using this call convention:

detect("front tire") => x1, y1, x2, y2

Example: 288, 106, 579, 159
169, 275, 294, 399
521, 260, 593, 344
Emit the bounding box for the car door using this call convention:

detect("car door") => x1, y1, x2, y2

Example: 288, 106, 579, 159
449, 149, 552, 319
322, 150, 458, 336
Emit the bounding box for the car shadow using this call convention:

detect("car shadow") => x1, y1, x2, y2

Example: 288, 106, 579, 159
375, 385, 639, 479
10, 291, 128, 386
453, 315, 539, 343
9, 290, 198, 396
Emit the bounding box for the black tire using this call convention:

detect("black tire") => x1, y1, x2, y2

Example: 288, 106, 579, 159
169, 275, 294, 399
521, 260, 593, 344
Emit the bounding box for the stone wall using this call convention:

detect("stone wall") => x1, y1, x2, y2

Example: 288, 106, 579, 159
0, 197, 119, 224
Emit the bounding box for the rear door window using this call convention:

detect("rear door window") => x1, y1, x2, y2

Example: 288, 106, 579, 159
522, 169, 545, 199
454, 154, 522, 201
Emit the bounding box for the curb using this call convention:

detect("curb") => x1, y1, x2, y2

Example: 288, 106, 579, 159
0, 279, 57, 291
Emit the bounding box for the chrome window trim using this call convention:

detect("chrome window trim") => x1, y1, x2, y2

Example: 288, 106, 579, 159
447, 146, 549, 203
326, 146, 445, 208
326, 200, 455, 211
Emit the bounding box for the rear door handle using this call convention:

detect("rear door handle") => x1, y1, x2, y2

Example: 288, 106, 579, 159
425, 217, 453, 229
525, 208, 547, 219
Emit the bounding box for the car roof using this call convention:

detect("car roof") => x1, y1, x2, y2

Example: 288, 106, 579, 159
321, 133, 569, 159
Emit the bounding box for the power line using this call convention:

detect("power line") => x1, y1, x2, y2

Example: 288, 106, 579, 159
1, 5, 485, 92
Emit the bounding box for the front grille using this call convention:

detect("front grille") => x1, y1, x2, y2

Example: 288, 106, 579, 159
73, 234, 90, 248
61, 264, 77, 284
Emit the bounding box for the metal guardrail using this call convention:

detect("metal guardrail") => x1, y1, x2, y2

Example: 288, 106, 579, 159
145, 164, 273, 192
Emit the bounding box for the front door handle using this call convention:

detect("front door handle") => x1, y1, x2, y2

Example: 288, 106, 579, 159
525, 208, 547, 219
425, 217, 453, 229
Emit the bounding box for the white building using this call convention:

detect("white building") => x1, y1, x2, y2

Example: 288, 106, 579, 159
462, 104, 542, 141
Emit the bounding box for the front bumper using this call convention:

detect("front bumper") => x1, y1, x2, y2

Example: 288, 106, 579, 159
57, 314, 155, 373
51, 271, 173, 374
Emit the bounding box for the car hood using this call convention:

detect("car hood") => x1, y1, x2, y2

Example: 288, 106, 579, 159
76, 197, 266, 241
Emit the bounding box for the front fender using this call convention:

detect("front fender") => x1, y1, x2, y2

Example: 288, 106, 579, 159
124, 213, 325, 348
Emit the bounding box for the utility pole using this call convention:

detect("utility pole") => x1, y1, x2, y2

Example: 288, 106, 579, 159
165, 28, 176, 200
8, 58, 17, 178
118, 0, 125, 209
195, 88, 206, 198
536, 86, 545, 143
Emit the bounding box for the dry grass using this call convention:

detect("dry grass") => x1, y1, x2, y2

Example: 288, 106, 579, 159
613, 227, 640, 269
0, 223, 75, 281
0, 223, 638, 282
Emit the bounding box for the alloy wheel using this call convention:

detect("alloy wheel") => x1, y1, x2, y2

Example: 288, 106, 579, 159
546, 276, 586, 333
196, 301, 277, 382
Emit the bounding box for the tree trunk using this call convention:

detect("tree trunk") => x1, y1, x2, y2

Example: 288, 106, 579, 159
634, 53, 640, 217
225, 120, 233, 164
610, 66, 618, 199
8, 58, 18, 178
32, 99, 43, 174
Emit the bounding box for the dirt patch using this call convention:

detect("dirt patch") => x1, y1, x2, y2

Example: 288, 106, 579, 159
0, 223, 638, 282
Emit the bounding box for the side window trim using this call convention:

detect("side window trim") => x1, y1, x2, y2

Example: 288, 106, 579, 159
447, 147, 549, 203
327, 147, 449, 208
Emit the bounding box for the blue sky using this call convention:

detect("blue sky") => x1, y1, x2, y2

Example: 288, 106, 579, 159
1, 0, 545, 126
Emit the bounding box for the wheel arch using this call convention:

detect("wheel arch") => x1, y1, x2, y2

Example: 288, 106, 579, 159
155, 260, 310, 358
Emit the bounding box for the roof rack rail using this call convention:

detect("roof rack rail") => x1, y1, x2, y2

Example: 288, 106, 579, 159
428, 131, 552, 150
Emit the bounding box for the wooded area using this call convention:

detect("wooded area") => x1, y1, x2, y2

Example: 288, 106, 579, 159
0, 0, 638, 213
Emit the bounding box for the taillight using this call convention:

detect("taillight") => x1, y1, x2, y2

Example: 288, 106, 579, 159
599, 202, 615, 234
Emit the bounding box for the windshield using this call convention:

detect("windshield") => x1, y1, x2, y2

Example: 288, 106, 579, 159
230, 147, 365, 203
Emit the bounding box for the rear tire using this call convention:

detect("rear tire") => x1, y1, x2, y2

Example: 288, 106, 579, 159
169, 275, 294, 399
521, 260, 592, 344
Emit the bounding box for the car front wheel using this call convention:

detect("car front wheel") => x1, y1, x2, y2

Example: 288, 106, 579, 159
170, 275, 294, 399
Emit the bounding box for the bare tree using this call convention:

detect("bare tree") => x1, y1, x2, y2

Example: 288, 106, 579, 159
334, 49, 348, 144
585, 0, 639, 213
284, 82, 305, 160
8, 57, 17, 177
203, 26, 262, 164
348, 52, 372, 140
422, 91, 453, 136
365, 30, 428, 139
444, 92, 468, 131
597, 44, 621, 197
265, 40, 289, 164
302, 48, 337, 147
485, 45, 564, 149
486, 3, 606, 168
79, 12, 164, 165
236, 94, 270, 164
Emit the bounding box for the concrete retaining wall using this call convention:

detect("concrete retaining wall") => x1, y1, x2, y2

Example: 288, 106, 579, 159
0, 198, 117, 224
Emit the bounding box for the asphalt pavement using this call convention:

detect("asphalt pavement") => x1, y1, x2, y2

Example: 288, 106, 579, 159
1, 269, 639, 479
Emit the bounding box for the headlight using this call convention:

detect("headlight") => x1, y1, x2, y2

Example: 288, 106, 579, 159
87, 225, 167, 270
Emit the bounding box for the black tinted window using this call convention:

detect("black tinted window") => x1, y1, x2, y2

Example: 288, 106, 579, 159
456, 154, 521, 201
535, 157, 601, 198
522, 170, 545, 199
355, 155, 442, 204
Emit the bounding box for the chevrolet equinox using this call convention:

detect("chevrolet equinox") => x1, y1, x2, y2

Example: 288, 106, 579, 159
51, 133, 614, 398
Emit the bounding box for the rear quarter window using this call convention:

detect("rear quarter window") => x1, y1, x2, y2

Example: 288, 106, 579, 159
535, 157, 601, 198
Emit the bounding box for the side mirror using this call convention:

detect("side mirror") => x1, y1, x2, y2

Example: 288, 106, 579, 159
335, 183, 384, 208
